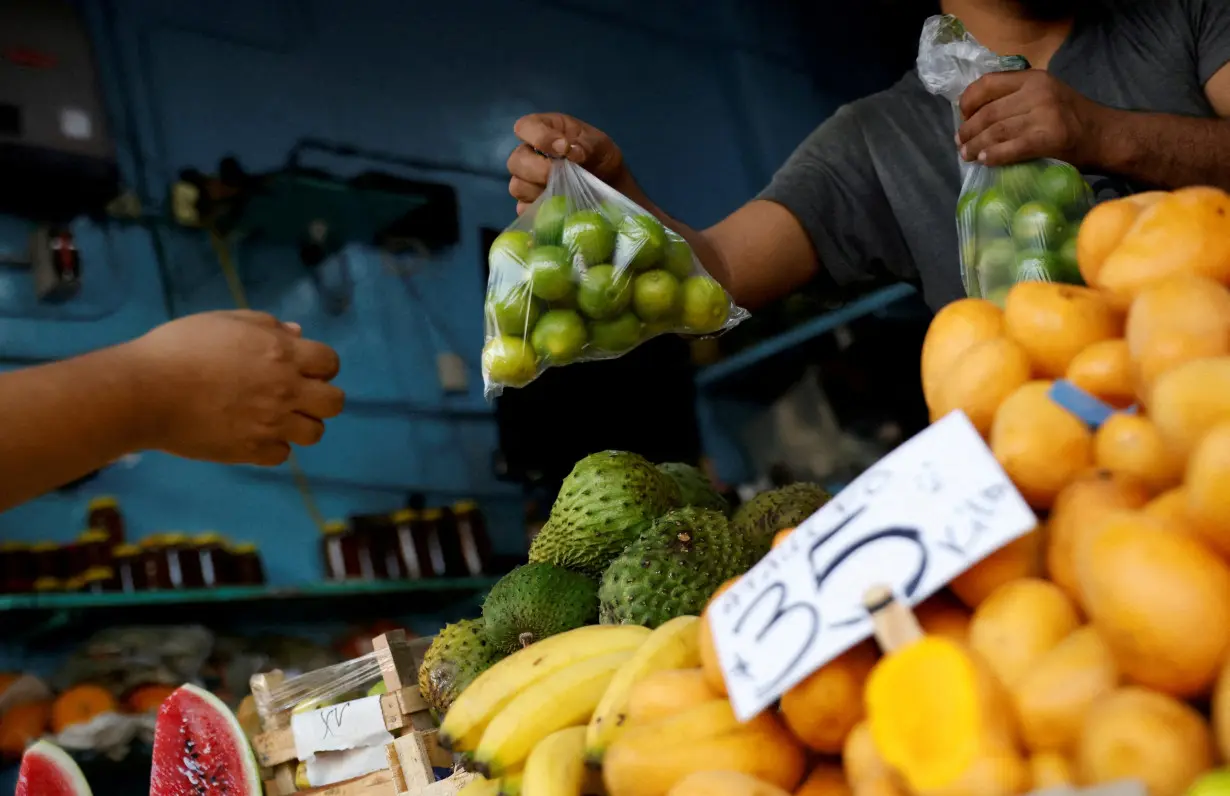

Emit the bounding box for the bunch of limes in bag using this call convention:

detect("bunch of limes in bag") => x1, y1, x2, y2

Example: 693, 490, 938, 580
957, 161, 1093, 306
482, 196, 734, 388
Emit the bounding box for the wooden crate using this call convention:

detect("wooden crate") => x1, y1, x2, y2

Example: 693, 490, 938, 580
249, 630, 474, 796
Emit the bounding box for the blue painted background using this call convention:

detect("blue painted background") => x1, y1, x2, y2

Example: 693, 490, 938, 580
0, 0, 907, 582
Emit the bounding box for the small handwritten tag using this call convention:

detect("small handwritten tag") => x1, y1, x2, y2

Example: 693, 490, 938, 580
710, 411, 1037, 720
290, 695, 393, 759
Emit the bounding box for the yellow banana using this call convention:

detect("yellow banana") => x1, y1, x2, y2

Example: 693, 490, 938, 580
586, 615, 701, 763
440, 624, 650, 751
474, 650, 634, 776
457, 776, 499, 796
521, 726, 588, 796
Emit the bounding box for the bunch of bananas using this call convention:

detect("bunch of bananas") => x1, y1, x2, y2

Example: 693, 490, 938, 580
445, 613, 807, 796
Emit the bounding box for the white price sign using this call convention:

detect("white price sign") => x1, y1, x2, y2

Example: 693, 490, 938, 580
291, 695, 394, 759
710, 411, 1037, 721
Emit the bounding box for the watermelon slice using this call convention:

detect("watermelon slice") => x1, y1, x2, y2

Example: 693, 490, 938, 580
149, 683, 261, 795
16, 740, 93, 796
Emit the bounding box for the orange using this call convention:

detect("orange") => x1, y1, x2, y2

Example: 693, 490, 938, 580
1045, 469, 1150, 605
920, 298, 1005, 416
1186, 422, 1230, 557
51, 684, 118, 735
1064, 339, 1134, 409
1002, 282, 1122, 378
949, 528, 1043, 609
795, 763, 853, 796
913, 590, 972, 643
1093, 413, 1184, 495
990, 381, 1095, 510
1150, 357, 1230, 462
930, 336, 1032, 436
698, 578, 740, 697
1143, 488, 1198, 535
780, 640, 878, 754
1076, 195, 1155, 287
0, 701, 51, 756
1097, 186, 1230, 310
1124, 274, 1230, 403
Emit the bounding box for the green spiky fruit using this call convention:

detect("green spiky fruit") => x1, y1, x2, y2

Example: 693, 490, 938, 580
731, 482, 832, 564
481, 563, 599, 652
656, 462, 729, 516
418, 618, 505, 720
529, 451, 682, 576
598, 507, 749, 628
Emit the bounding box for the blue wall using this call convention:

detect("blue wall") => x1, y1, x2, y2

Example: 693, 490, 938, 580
0, 0, 863, 585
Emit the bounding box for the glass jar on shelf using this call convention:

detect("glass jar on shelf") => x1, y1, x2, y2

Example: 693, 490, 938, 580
139, 535, 172, 590
81, 567, 112, 594
321, 520, 349, 581
73, 530, 112, 577
112, 544, 144, 593
86, 496, 125, 546
392, 509, 431, 580
193, 533, 229, 588
1, 542, 33, 593
427, 508, 468, 578
30, 542, 64, 583
452, 500, 492, 576
231, 543, 265, 586
164, 533, 201, 589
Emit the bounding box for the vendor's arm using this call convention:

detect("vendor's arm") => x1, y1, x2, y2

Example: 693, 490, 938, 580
508, 110, 913, 310
0, 310, 345, 513
957, 1, 1230, 190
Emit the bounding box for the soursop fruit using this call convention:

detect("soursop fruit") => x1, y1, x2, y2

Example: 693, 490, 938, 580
598, 507, 748, 628
657, 462, 729, 515
732, 482, 832, 563
530, 450, 682, 576
418, 618, 504, 720
482, 562, 599, 652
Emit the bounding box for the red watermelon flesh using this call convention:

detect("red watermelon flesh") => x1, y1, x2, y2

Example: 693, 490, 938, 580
16, 740, 93, 796
149, 684, 261, 796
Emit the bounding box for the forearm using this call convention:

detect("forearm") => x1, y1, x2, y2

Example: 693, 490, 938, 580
1092, 107, 1230, 191
0, 345, 153, 512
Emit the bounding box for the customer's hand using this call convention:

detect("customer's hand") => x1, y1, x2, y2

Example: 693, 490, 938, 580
956, 70, 1110, 167
126, 310, 345, 465
507, 113, 629, 213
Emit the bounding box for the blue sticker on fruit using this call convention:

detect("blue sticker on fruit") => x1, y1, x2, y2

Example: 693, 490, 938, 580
1048, 380, 1137, 429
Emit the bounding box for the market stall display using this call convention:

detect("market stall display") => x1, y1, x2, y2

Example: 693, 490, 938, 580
481, 159, 747, 397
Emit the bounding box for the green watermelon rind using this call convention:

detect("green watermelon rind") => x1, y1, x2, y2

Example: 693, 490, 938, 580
19, 740, 93, 796
152, 683, 262, 795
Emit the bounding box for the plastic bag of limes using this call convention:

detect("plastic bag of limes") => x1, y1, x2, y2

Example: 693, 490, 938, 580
481, 158, 748, 398
918, 14, 1093, 306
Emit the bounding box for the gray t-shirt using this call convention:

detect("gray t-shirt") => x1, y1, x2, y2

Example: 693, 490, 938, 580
760, 0, 1230, 311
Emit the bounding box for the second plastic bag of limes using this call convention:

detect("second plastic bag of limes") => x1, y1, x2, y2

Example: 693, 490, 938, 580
481, 158, 748, 397
918, 14, 1093, 306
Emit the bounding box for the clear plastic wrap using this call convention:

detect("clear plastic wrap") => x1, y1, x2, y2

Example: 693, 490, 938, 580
918, 14, 1093, 306
256, 651, 385, 717
482, 158, 749, 397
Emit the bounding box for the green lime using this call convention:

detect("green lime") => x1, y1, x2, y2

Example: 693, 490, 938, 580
486, 284, 541, 336
986, 285, 1011, 308
533, 195, 573, 246
482, 335, 538, 386
601, 200, 627, 227
526, 245, 574, 302
614, 214, 667, 271
530, 309, 588, 364
1055, 234, 1083, 284
975, 187, 1016, 238
576, 264, 632, 320
367, 681, 387, 697
956, 190, 979, 229
680, 276, 730, 334
1014, 250, 1062, 283
1036, 163, 1090, 217
662, 232, 694, 281
562, 210, 615, 266
642, 319, 676, 338
589, 312, 643, 353
1011, 200, 1066, 252
975, 238, 1017, 295
487, 230, 533, 274
1188, 769, 1230, 796
995, 162, 1046, 201
632, 269, 681, 322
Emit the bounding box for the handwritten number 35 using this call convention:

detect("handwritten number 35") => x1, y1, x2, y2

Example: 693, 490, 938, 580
729, 506, 928, 698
